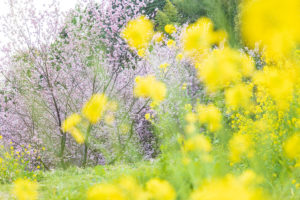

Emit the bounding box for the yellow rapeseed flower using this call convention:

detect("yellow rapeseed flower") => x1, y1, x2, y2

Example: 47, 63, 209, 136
176, 53, 183, 61
153, 32, 164, 43
82, 94, 108, 124
137, 48, 146, 57
134, 75, 166, 104
183, 134, 212, 153
283, 133, 300, 161
62, 113, 85, 144
121, 16, 154, 50
146, 178, 176, 200
159, 63, 170, 69
167, 39, 176, 48
182, 17, 227, 62
229, 133, 254, 163
164, 24, 176, 34
190, 172, 265, 200
225, 83, 253, 110
197, 48, 255, 93
145, 113, 151, 121
118, 176, 149, 200
12, 179, 38, 200
253, 66, 294, 110
62, 113, 81, 132
197, 104, 222, 132
87, 183, 124, 200
70, 127, 85, 144
241, 0, 300, 61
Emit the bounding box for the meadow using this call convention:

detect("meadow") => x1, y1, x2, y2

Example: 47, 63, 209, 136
0, 0, 300, 199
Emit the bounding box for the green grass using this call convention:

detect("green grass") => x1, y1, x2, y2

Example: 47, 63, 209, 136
0, 162, 155, 200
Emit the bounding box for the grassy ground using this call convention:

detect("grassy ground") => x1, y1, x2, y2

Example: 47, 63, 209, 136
0, 162, 154, 200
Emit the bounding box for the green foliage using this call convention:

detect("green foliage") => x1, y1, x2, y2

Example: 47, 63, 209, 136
172, 0, 207, 23
155, 0, 179, 32
0, 144, 37, 184
143, 0, 166, 18
154, 0, 241, 46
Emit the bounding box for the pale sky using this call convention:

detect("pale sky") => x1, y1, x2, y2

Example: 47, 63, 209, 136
0, 0, 86, 82
0, 0, 80, 45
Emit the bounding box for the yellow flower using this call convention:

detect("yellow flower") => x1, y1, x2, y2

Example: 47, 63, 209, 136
164, 24, 176, 34
197, 48, 255, 93
176, 53, 183, 61
185, 123, 196, 134
70, 128, 85, 144
153, 32, 164, 43
62, 114, 85, 144
184, 104, 192, 111
62, 113, 81, 132
146, 178, 176, 200
145, 113, 151, 121
225, 84, 253, 110
190, 172, 265, 200
185, 112, 197, 123
183, 134, 212, 153
82, 94, 108, 124
121, 16, 154, 50
159, 62, 170, 70
181, 82, 187, 90
197, 104, 222, 132
241, 0, 300, 61
253, 66, 294, 110
137, 48, 146, 57
229, 133, 253, 163
118, 176, 149, 200
134, 75, 167, 104
167, 39, 176, 48
159, 63, 170, 72
182, 17, 226, 62
0, 135, 2, 140
283, 133, 300, 160
12, 179, 38, 200
87, 184, 124, 200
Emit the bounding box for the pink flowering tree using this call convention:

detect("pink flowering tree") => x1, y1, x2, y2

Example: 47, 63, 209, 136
0, 0, 156, 168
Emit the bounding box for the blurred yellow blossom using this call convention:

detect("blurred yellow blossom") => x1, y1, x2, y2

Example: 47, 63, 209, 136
190, 172, 265, 200
167, 39, 176, 48
146, 178, 176, 200
62, 113, 81, 133
182, 17, 226, 62
87, 183, 124, 200
197, 48, 254, 93
176, 53, 183, 61
82, 94, 108, 124
241, 0, 300, 61
134, 75, 166, 104
153, 32, 164, 43
164, 24, 176, 34
121, 16, 154, 50
283, 133, 300, 161
197, 104, 222, 132
62, 113, 84, 144
137, 48, 146, 57
229, 133, 254, 163
225, 84, 253, 110
159, 63, 170, 70
12, 179, 38, 200
183, 134, 212, 153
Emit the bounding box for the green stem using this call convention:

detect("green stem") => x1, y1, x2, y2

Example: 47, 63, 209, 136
82, 124, 92, 167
